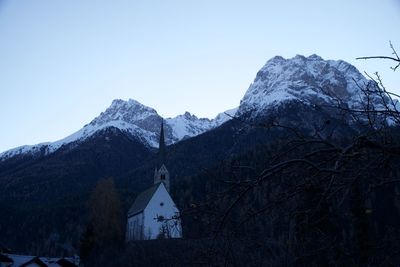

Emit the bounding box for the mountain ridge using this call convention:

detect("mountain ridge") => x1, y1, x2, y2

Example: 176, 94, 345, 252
0, 100, 236, 161
2, 53, 387, 162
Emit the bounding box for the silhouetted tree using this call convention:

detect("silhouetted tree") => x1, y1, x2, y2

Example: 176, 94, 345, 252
80, 177, 124, 264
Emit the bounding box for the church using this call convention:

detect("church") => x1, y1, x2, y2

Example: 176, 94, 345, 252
126, 122, 182, 241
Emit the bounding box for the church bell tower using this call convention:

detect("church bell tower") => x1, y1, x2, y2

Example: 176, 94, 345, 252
154, 121, 170, 192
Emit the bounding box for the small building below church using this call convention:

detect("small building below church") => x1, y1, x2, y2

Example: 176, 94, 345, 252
126, 123, 182, 241
0, 253, 78, 267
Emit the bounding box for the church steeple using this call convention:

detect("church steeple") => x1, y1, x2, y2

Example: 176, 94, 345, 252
157, 120, 166, 169
154, 121, 170, 192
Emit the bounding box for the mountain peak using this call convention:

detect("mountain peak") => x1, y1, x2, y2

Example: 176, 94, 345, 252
308, 54, 323, 60
90, 98, 159, 128
238, 54, 369, 117
294, 54, 306, 60
269, 55, 285, 62
182, 111, 197, 120
110, 98, 146, 108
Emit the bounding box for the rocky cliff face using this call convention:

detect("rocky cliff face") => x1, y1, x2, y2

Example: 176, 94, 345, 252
237, 54, 372, 118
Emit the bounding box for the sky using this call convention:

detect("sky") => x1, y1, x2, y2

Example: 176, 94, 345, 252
0, 0, 399, 152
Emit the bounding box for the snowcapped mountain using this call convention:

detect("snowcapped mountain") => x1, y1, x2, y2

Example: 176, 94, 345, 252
2, 53, 388, 162
0, 99, 235, 161
237, 54, 372, 118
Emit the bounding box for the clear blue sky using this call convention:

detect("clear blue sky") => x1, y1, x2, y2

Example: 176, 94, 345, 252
0, 0, 399, 152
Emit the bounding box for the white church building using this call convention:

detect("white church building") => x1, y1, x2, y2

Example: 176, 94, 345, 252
126, 123, 182, 241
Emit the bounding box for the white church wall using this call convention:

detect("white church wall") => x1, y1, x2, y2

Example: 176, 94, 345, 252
143, 183, 182, 239
126, 212, 144, 241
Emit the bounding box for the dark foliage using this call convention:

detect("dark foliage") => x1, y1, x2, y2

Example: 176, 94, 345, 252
0, 86, 399, 266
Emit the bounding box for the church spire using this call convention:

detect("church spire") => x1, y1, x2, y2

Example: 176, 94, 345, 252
157, 120, 166, 168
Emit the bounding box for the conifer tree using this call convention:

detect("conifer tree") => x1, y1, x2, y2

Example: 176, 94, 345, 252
80, 177, 124, 262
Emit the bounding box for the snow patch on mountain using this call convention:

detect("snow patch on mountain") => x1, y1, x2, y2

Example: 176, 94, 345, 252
213, 108, 238, 126
0, 143, 50, 161
0, 120, 158, 162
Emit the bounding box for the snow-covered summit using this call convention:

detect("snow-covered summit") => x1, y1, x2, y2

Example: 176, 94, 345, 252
166, 112, 213, 141
166, 108, 237, 142
90, 99, 159, 127
85, 98, 163, 147
238, 54, 370, 117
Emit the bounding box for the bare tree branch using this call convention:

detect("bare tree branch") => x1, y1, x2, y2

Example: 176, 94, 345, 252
356, 41, 400, 71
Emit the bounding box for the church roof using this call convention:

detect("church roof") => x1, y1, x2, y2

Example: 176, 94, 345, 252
20, 256, 47, 267
128, 183, 161, 217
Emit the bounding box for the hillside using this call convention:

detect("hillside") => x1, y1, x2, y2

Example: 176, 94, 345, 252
1, 54, 399, 266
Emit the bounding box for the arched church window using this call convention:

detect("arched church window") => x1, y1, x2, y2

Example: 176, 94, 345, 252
160, 174, 165, 180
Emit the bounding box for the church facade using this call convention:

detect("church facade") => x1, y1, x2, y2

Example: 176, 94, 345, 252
126, 123, 182, 241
